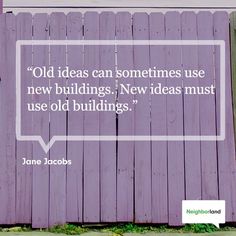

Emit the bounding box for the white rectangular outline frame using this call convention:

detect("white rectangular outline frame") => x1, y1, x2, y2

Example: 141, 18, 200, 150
16, 40, 225, 153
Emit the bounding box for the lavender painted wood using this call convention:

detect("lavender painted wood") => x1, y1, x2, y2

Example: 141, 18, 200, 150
133, 12, 152, 223
231, 13, 236, 134
0, 11, 236, 227
99, 12, 117, 222
165, 12, 185, 226
83, 12, 100, 222
181, 12, 201, 200
66, 12, 83, 223
0, 13, 16, 225
116, 12, 134, 222
49, 12, 67, 226
32, 13, 50, 228
214, 11, 236, 221
197, 12, 218, 200
149, 12, 168, 223
16, 13, 33, 224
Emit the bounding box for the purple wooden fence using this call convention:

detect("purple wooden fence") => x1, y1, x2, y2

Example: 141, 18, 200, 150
0, 11, 236, 228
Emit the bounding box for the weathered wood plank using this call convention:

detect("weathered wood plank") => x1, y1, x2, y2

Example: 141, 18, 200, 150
149, 12, 168, 223
231, 12, 236, 144
133, 12, 152, 223
99, 11, 117, 222
16, 12, 33, 224
83, 12, 100, 222
181, 12, 201, 200
0, 13, 16, 225
116, 12, 134, 222
32, 13, 50, 228
214, 11, 236, 222
165, 11, 185, 226
49, 12, 67, 226
66, 12, 83, 223
197, 12, 218, 200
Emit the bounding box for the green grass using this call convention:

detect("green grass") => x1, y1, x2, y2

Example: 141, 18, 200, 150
0, 223, 235, 235
48, 224, 88, 235
48, 223, 235, 235
182, 224, 220, 233
101, 223, 230, 234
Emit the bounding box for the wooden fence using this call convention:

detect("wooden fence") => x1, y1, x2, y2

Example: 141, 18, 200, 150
0, 11, 236, 228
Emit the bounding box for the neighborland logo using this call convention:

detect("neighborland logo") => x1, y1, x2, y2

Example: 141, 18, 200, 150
186, 208, 222, 215
182, 200, 225, 228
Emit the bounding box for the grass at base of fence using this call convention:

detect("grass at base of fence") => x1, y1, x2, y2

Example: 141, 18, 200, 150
48, 223, 236, 234
0, 223, 236, 234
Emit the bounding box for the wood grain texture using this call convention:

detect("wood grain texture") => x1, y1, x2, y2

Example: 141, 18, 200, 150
214, 11, 236, 222
133, 12, 152, 223
0, 11, 235, 228
32, 13, 50, 228
181, 12, 201, 201
66, 12, 84, 223
16, 12, 33, 224
149, 12, 168, 223
49, 12, 67, 226
116, 12, 134, 222
230, 12, 236, 222
165, 11, 185, 226
99, 11, 117, 222
83, 12, 100, 222
231, 12, 236, 148
0, 13, 16, 225
197, 11, 218, 200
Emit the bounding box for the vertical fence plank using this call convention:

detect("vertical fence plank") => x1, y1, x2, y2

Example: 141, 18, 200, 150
133, 12, 152, 223
165, 12, 185, 226
49, 12, 67, 226
181, 12, 201, 200
99, 12, 117, 222
230, 12, 236, 136
149, 12, 168, 223
215, 11, 236, 221
66, 12, 83, 223
116, 12, 134, 222
32, 13, 50, 228
230, 11, 236, 221
0, 13, 16, 225
83, 12, 100, 222
197, 12, 218, 200
16, 12, 33, 224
